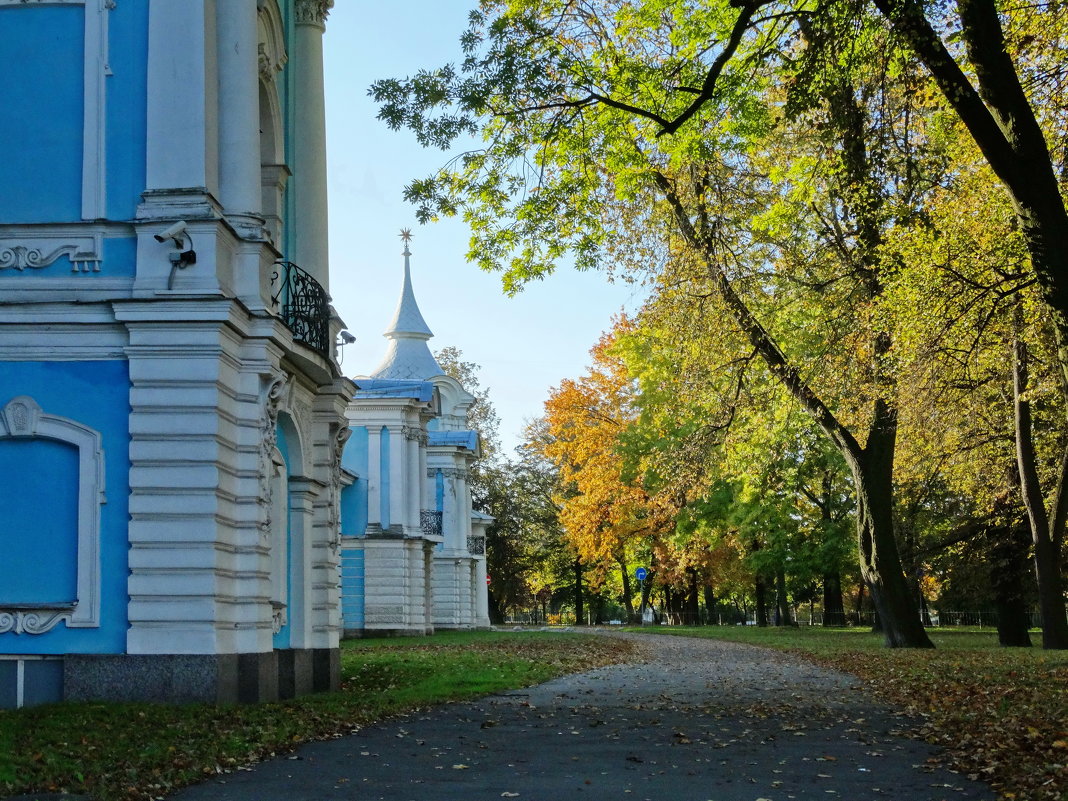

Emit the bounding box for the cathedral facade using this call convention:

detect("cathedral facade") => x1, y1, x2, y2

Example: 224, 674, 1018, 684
0, 0, 354, 706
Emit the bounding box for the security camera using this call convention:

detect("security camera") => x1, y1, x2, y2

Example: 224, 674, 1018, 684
154, 221, 188, 243
339, 330, 356, 345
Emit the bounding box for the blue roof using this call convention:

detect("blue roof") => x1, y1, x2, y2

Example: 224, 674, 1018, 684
353, 378, 435, 403
428, 430, 479, 451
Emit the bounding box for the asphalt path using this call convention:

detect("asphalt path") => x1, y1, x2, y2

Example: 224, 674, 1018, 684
169, 632, 994, 801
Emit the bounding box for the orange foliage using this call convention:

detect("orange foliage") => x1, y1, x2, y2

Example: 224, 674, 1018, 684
539, 320, 675, 566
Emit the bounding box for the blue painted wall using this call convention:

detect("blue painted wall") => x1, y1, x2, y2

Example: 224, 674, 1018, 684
0, 439, 79, 605
340, 426, 368, 536
106, 0, 149, 222
0, 361, 131, 655
102, 236, 137, 278
0, 5, 84, 222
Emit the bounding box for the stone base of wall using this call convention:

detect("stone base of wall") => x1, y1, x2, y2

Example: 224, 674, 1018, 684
341, 627, 430, 639
60, 648, 339, 706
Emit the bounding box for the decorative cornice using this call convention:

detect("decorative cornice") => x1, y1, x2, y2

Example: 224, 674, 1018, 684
428, 467, 469, 480
294, 0, 332, 28
402, 425, 428, 444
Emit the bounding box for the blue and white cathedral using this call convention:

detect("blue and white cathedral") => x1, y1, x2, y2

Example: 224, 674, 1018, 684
0, 0, 490, 709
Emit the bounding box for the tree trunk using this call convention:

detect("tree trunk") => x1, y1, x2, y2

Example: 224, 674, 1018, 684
488, 591, 505, 625
823, 571, 845, 626
686, 568, 700, 625
988, 522, 1033, 647
1012, 334, 1068, 649
619, 557, 635, 623
775, 569, 792, 626
755, 576, 770, 627
703, 584, 716, 625
847, 399, 934, 647
573, 558, 585, 626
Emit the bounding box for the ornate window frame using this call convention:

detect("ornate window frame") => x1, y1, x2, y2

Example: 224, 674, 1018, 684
0, 0, 114, 221
0, 396, 105, 634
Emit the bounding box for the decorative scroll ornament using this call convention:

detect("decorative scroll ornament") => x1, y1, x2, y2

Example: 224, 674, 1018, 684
0, 244, 100, 273
0, 231, 104, 273
0, 608, 74, 636
294, 0, 332, 27
258, 376, 288, 538
326, 424, 351, 554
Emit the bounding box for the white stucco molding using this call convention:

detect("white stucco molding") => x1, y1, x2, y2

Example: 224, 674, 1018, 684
0, 396, 105, 634
257, 0, 287, 79
0, 0, 114, 219
0, 227, 104, 273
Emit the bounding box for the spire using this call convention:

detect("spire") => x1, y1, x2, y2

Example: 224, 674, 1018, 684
383, 228, 434, 338
369, 230, 444, 380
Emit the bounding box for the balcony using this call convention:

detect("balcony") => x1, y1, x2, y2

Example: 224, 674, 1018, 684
467, 535, 486, 556
271, 261, 330, 357
421, 510, 442, 538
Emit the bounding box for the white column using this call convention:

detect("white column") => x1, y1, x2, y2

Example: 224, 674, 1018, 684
475, 556, 489, 626
388, 427, 405, 533
215, 0, 262, 228
290, 0, 333, 289
366, 427, 381, 531
145, 0, 218, 194
455, 470, 469, 550
407, 431, 421, 533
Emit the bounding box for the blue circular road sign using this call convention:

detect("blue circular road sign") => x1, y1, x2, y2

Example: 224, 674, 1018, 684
635, 567, 647, 581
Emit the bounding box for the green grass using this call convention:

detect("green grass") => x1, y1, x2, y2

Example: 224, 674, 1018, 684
627, 625, 1068, 801
0, 631, 636, 801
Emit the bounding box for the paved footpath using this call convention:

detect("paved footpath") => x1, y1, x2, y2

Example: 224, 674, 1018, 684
171, 633, 993, 801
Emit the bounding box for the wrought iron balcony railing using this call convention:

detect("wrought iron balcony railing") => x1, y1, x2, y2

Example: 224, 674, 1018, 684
271, 261, 330, 357
421, 510, 443, 538
467, 535, 486, 556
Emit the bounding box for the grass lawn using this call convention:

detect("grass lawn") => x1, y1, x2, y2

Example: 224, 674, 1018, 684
0, 631, 637, 801
629, 625, 1068, 801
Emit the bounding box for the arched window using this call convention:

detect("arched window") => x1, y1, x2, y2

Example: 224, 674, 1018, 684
0, 396, 104, 634
258, 0, 288, 248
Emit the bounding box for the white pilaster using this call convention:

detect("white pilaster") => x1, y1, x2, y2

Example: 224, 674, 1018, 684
145, 0, 219, 195
366, 427, 381, 530
388, 426, 405, 532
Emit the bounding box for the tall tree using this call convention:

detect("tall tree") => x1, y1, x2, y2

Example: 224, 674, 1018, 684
372, 0, 946, 646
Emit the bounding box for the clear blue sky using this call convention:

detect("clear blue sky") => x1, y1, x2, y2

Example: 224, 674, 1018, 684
322, 2, 646, 453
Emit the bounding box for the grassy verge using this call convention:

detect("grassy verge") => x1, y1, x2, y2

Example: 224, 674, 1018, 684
0, 631, 636, 801
629, 625, 1067, 801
